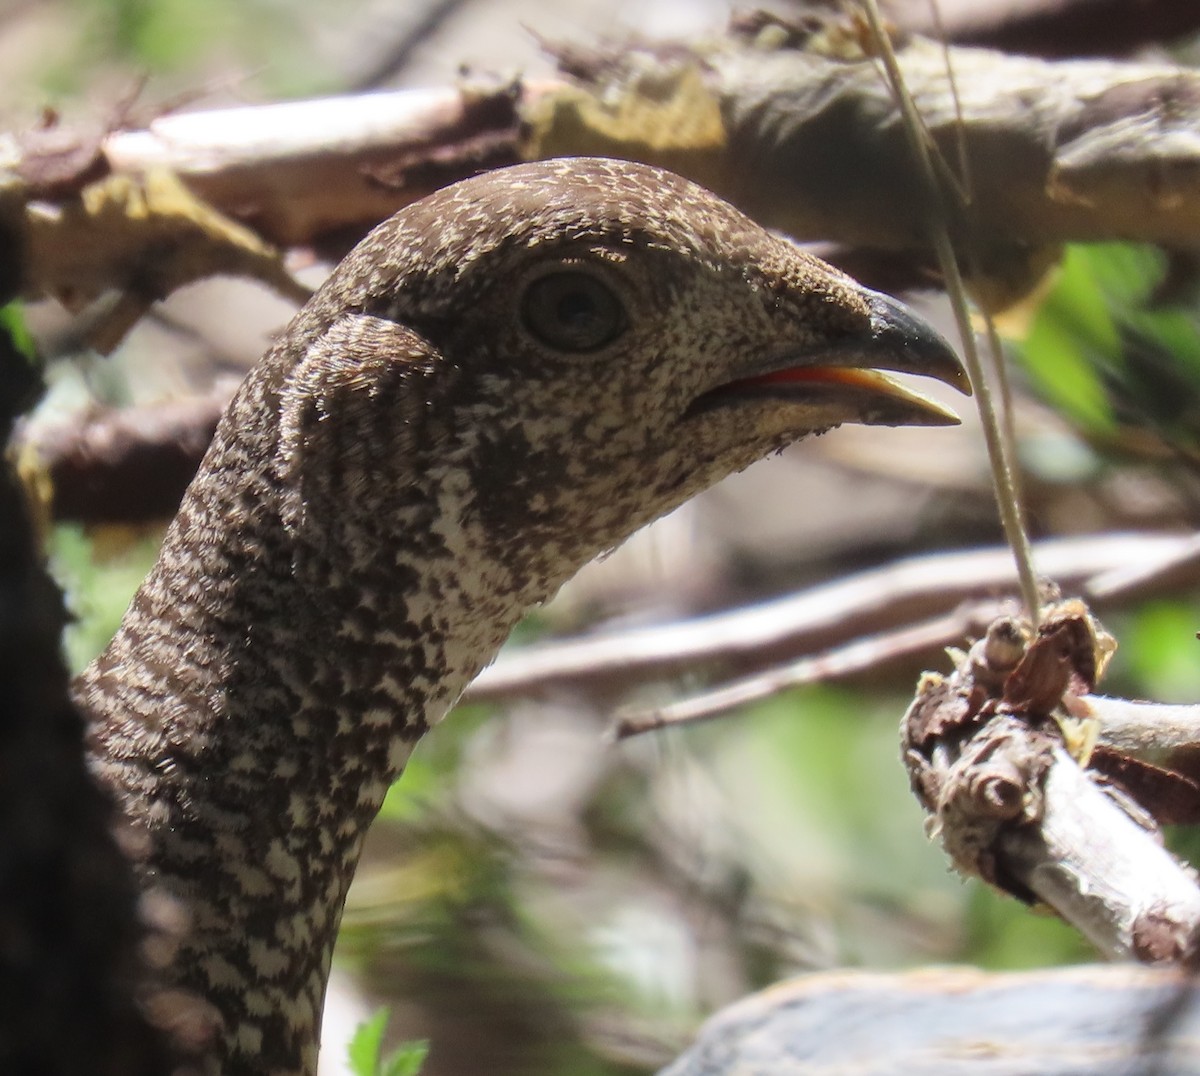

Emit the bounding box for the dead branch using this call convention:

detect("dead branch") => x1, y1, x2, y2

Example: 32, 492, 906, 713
97, 81, 527, 254
527, 8, 1200, 309
468, 533, 1195, 704
613, 601, 1010, 739
1071, 694, 1200, 754
3, 14, 1200, 332
17, 389, 230, 523
893, 0, 1200, 57
999, 744, 1200, 960
14, 170, 311, 351
1, 82, 526, 351
903, 601, 1200, 963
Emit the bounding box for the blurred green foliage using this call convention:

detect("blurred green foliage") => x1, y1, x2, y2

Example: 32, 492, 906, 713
379, 706, 493, 823
0, 301, 44, 422
961, 886, 1092, 970
1016, 243, 1200, 457
0, 303, 37, 362
715, 686, 1094, 971
50, 524, 162, 673
347, 1009, 427, 1076
93, 0, 236, 74
1117, 600, 1200, 704
32, 0, 337, 101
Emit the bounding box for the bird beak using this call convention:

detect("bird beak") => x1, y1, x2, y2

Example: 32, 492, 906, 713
692, 289, 971, 428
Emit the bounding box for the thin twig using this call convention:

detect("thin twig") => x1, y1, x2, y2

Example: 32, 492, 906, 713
928, 0, 972, 204
1086, 533, 1200, 599
979, 310, 1019, 475
860, 0, 1041, 623
466, 533, 1194, 703
1068, 695, 1200, 754
929, 1, 1020, 481
611, 601, 1006, 740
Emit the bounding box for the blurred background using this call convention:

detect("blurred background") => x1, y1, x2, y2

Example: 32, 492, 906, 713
7, 1, 1200, 1073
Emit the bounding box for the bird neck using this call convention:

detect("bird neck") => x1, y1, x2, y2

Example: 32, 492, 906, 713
77, 371, 561, 1076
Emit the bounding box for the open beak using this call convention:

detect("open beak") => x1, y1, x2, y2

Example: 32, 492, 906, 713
692, 290, 971, 428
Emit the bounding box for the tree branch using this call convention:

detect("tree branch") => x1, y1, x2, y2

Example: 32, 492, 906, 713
903, 601, 1200, 964
897, 0, 1200, 58
612, 602, 1008, 739
4, 13, 1200, 336
19, 389, 229, 523
468, 533, 1196, 704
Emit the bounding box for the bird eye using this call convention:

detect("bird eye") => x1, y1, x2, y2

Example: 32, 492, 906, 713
520, 269, 627, 353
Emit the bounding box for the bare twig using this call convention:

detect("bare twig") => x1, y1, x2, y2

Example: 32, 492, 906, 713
612, 601, 1008, 739
1087, 533, 1200, 600
1001, 743, 1200, 962
1070, 694, 1200, 755
861, 0, 1040, 622
468, 533, 1195, 704
948, 723, 1200, 962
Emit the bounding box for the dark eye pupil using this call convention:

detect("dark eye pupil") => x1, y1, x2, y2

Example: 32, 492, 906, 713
556, 290, 597, 330
521, 270, 626, 353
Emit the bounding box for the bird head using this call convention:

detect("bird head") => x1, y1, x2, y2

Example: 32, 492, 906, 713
85, 159, 969, 1076
279, 157, 967, 597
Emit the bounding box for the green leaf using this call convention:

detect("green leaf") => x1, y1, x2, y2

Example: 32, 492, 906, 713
0, 302, 37, 362
1013, 243, 1200, 454
346, 1008, 427, 1076
1017, 246, 1119, 433
1122, 601, 1200, 703
381, 1040, 429, 1076
346, 1009, 388, 1076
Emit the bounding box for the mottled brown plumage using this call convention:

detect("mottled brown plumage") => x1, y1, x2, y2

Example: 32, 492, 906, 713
74, 158, 965, 1075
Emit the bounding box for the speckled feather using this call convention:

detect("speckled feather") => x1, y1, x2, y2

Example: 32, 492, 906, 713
74, 158, 959, 1075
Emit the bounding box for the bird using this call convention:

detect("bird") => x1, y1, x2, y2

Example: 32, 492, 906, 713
73, 156, 967, 1076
